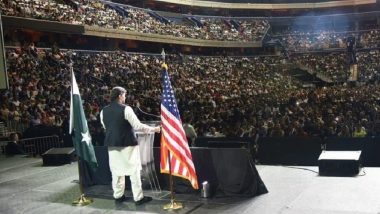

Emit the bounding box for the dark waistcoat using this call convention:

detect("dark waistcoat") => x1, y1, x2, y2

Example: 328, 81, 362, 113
102, 102, 137, 147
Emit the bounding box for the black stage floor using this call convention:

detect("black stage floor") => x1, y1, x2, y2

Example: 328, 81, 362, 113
1, 154, 379, 214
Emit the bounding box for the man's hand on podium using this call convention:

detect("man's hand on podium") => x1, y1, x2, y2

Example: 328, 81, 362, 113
154, 126, 161, 133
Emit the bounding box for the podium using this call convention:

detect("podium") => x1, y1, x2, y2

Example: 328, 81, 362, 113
136, 123, 168, 198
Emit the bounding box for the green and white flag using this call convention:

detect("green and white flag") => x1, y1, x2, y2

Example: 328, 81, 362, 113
69, 69, 98, 171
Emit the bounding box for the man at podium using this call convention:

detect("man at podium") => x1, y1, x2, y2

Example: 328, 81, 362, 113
100, 86, 160, 205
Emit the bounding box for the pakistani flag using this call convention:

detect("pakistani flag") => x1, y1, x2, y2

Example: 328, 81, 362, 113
69, 69, 98, 171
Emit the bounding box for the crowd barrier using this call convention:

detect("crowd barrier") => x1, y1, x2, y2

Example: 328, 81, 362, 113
195, 136, 254, 148
194, 136, 380, 166
22, 135, 62, 156
256, 137, 322, 165
0, 122, 7, 137
0, 135, 63, 156
0, 119, 30, 137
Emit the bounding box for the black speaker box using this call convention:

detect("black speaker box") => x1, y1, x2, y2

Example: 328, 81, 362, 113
42, 147, 76, 166
318, 151, 361, 176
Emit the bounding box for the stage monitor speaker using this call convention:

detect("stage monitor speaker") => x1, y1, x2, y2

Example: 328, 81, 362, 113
42, 147, 76, 166
318, 150, 361, 176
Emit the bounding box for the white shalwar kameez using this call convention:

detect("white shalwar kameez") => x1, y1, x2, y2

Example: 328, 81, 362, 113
101, 106, 156, 201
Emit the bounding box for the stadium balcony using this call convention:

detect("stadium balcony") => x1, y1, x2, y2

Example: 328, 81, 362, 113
0, 0, 270, 47
149, 0, 375, 9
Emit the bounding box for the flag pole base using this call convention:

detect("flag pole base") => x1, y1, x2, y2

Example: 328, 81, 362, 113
163, 199, 183, 210
72, 194, 93, 206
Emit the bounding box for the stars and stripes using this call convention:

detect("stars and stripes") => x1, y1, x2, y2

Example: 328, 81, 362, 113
160, 63, 199, 189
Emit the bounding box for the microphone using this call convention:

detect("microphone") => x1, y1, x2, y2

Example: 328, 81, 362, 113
135, 106, 161, 119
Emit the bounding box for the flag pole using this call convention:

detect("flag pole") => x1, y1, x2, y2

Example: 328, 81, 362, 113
72, 158, 93, 206
161, 49, 183, 210
69, 62, 93, 206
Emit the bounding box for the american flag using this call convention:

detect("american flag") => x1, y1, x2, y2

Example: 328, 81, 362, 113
160, 64, 199, 189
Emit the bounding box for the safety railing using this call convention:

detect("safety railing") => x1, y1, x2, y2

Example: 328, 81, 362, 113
0, 122, 8, 137
0, 135, 63, 156
1, 120, 30, 136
